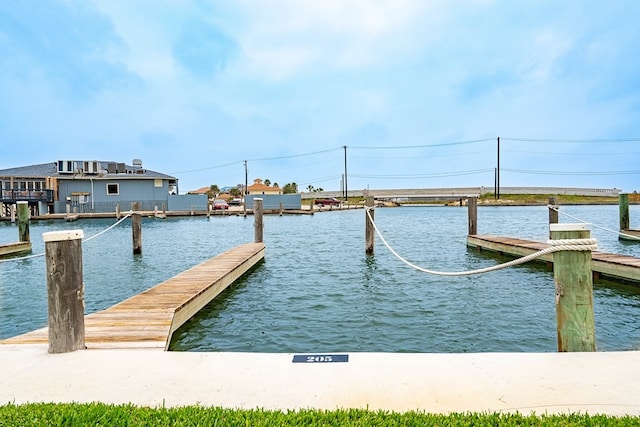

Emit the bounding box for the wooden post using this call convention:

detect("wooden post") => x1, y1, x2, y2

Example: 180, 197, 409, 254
279, 201, 284, 216
132, 202, 142, 255
116, 203, 121, 219
17, 201, 30, 243
10, 203, 16, 223
619, 193, 630, 232
550, 223, 596, 352
309, 200, 314, 215
365, 196, 375, 254
549, 196, 559, 238
43, 229, 85, 353
254, 198, 263, 243
467, 196, 477, 235
206, 201, 211, 218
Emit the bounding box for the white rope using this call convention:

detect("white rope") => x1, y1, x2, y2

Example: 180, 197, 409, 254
549, 205, 640, 241
82, 213, 131, 243
0, 213, 132, 263
365, 207, 597, 276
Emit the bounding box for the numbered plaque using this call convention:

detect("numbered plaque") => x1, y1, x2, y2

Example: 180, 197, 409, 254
292, 354, 349, 363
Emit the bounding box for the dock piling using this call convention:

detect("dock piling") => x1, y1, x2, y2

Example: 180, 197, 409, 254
17, 201, 30, 243
365, 196, 375, 254
550, 223, 596, 352
619, 193, 630, 233
468, 196, 477, 235
549, 197, 558, 238
132, 202, 142, 254
43, 230, 86, 353
254, 198, 263, 243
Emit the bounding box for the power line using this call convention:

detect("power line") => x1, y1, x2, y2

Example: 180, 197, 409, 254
350, 138, 495, 150
352, 169, 494, 179
503, 148, 640, 156
503, 137, 640, 143
503, 168, 640, 176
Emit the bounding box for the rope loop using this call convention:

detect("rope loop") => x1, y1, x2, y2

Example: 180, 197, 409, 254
546, 238, 598, 252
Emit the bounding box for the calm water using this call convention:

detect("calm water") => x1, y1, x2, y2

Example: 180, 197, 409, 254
1, 205, 639, 353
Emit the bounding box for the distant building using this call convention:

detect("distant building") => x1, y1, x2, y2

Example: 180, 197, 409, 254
0, 159, 178, 215
247, 178, 283, 195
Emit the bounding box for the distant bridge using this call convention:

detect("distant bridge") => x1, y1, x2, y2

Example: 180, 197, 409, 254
300, 186, 621, 201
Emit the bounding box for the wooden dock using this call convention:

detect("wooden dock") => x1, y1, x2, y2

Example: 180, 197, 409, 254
1, 242, 265, 350
467, 235, 640, 284
0, 241, 32, 258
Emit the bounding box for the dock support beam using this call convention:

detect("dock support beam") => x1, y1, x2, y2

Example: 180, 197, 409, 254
44, 230, 85, 353
365, 196, 375, 254
17, 201, 30, 243
550, 223, 596, 352
467, 196, 477, 235
254, 198, 263, 243
132, 202, 142, 255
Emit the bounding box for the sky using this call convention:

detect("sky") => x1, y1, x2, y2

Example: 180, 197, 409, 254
1, 1, 640, 194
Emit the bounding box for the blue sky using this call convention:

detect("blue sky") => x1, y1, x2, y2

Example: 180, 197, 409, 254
1, 1, 639, 193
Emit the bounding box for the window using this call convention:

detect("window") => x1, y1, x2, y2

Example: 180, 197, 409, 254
106, 183, 119, 195
154, 179, 162, 188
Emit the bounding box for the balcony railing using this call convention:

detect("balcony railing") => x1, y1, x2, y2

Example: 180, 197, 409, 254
1, 189, 54, 203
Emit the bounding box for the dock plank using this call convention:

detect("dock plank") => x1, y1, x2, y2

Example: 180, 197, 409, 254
1, 242, 265, 350
468, 235, 640, 284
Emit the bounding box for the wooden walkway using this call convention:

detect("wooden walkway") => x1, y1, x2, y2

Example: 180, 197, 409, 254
1, 242, 265, 350
467, 235, 640, 284
0, 241, 32, 258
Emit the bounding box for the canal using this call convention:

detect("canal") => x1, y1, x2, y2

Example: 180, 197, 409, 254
1, 205, 639, 353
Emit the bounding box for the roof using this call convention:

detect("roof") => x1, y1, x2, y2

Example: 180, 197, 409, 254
188, 187, 211, 195
0, 161, 176, 181
248, 178, 282, 194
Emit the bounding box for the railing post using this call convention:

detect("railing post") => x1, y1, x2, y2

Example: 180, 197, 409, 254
17, 201, 30, 243
549, 196, 558, 238
365, 196, 375, 254
254, 198, 263, 243
43, 230, 85, 353
550, 223, 596, 352
467, 196, 477, 235
132, 202, 142, 254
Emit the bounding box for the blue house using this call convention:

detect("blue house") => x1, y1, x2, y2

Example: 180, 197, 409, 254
0, 159, 178, 216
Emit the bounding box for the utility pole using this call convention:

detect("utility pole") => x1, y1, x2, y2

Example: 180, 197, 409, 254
496, 137, 500, 200
343, 145, 348, 202
243, 160, 248, 217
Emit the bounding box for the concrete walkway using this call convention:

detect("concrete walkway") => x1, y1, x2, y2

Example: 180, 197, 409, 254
1, 344, 639, 415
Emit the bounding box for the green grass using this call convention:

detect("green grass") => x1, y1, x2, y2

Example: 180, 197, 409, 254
1, 404, 639, 426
